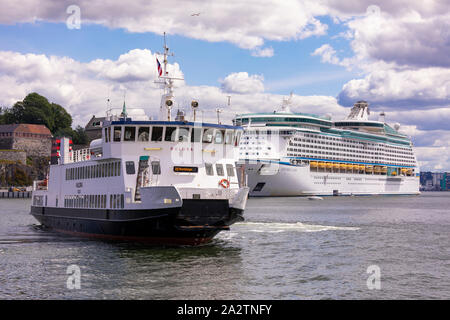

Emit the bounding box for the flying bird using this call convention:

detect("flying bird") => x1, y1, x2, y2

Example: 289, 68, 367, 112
191, 12, 201, 16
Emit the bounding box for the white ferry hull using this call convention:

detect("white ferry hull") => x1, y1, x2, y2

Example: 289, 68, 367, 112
238, 162, 420, 197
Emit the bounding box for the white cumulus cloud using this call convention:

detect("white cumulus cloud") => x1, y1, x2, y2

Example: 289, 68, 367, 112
221, 72, 265, 94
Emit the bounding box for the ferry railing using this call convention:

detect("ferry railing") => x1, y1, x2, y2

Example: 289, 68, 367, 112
73, 148, 91, 162
33, 179, 48, 191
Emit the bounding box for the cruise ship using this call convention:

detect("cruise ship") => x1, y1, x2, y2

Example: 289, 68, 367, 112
234, 98, 420, 196
30, 39, 249, 245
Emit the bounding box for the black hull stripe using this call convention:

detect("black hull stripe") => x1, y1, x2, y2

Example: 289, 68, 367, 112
52, 228, 214, 246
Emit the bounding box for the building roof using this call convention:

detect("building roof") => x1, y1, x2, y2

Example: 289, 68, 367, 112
0, 124, 52, 135
85, 116, 106, 131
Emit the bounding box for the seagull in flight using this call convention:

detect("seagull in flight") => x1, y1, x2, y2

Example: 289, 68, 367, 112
191, 12, 201, 16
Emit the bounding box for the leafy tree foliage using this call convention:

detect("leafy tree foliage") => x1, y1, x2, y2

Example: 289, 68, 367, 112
0, 92, 73, 135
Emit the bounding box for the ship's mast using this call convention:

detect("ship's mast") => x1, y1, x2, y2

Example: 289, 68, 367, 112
155, 32, 184, 121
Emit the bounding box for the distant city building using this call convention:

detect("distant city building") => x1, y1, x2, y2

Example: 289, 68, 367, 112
0, 124, 52, 157
85, 116, 105, 142
441, 173, 450, 191
420, 171, 450, 191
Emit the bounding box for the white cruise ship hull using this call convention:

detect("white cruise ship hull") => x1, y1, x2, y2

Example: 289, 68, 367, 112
238, 161, 420, 197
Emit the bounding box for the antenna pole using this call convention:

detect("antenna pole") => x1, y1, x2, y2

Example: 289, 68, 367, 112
154, 32, 184, 121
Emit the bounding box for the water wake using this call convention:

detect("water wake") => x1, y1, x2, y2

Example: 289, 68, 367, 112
234, 222, 360, 233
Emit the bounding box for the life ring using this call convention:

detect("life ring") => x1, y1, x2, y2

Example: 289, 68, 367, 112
219, 178, 230, 189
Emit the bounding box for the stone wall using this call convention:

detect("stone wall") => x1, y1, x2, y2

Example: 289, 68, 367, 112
0, 149, 27, 164
0, 138, 13, 150
12, 137, 51, 157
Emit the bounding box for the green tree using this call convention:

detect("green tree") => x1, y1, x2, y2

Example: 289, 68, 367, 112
50, 102, 72, 132
72, 125, 88, 145
2, 93, 73, 134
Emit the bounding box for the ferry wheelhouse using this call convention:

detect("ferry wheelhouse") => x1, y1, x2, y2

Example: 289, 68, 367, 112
30, 39, 249, 245
234, 99, 420, 196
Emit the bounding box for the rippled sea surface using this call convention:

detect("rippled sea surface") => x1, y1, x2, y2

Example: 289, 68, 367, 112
0, 192, 449, 299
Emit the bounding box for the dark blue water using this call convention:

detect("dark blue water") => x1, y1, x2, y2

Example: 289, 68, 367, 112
0, 193, 449, 299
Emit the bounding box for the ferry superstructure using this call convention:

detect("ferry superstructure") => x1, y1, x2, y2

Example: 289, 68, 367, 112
234, 99, 420, 196
30, 38, 249, 245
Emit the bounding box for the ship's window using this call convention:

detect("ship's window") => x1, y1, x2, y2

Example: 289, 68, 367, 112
151, 161, 161, 175
202, 128, 214, 143
178, 127, 190, 142
120, 194, 124, 208
205, 163, 213, 176
235, 131, 242, 146
115, 162, 120, 176
151, 126, 163, 141
165, 126, 177, 142
107, 127, 111, 143
216, 163, 224, 176
124, 126, 136, 142
126, 161, 135, 174
138, 127, 150, 142
226, 164, 235, 177
100, 164, 104, 177
225, 131, 233, 144
113, 126, 122, 142
104, 128, 109, 143
215, 130, 225, 144
191, 128, 202, 142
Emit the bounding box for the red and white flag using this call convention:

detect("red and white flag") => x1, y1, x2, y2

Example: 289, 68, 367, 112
156, 58, 162, 76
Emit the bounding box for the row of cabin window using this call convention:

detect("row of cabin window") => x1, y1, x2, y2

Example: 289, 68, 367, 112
64, 194, 107, 208
124, 160, 161, 175
104, 126, 241, 144
64, 194, 124, 209
124, 160, 234, 177
205, 163, 235, 177
66, 161, 121, 180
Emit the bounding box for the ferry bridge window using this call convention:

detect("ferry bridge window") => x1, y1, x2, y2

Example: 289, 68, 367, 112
234, 131, 242, 146
178, 127, 190, 142
125, 161, 136, 175
104, 128, 109, 143
225, 131, 233, 144
205, 163, 213, 176
107, 127, 111, 143
138, 127, 150, 141
215, 130, 225, 144
113, 126, 122, 142
151, 161, 161, 175
124, 127, 136, 141
151, 126, 163, 141
216, 163, 224, 176
203, 128, 214, 143
165, 126, 177, 142
191, 128, 202, 143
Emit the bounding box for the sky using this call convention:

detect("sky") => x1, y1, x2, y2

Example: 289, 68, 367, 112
0, 0, 449, 171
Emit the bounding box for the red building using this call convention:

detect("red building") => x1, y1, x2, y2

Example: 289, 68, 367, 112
0, 124, 52, 157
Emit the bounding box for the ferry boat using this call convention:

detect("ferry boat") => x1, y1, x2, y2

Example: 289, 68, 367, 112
234, 98, 420, 196
30, 40, 249, 245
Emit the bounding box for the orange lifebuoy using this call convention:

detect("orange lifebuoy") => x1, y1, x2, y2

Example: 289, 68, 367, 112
219, 178, 230, 189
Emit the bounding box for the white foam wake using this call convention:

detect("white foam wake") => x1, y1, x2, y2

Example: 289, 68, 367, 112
234, 222, 360, 233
